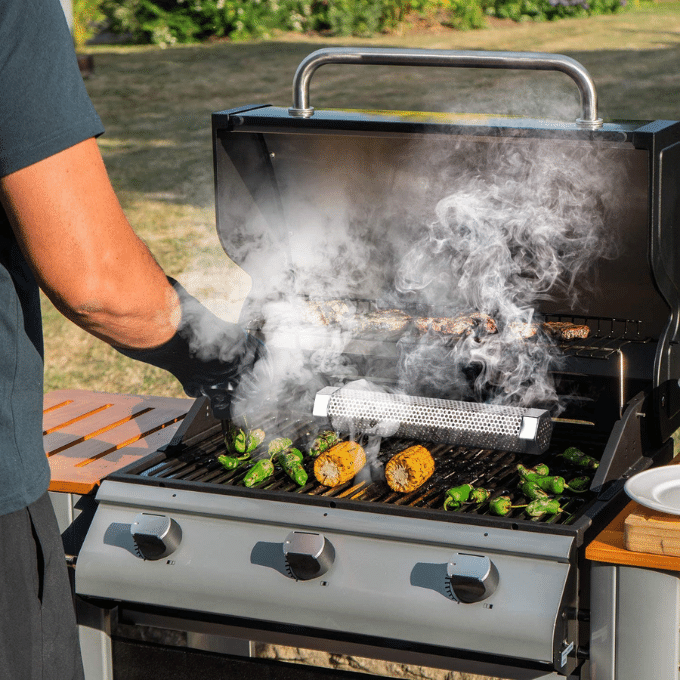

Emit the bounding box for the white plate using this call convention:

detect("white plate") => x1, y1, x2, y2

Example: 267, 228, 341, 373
624, 466, 680, 515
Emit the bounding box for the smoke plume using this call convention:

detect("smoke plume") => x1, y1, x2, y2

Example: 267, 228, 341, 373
212, 132, 624, 418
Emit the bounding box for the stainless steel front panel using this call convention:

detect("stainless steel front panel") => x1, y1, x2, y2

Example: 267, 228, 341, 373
77, 481, 573, 664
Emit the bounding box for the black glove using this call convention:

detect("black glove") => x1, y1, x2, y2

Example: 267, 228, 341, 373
116, 278, 270, 420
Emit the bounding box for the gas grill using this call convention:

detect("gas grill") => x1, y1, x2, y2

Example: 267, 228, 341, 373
73, 49, 680, 680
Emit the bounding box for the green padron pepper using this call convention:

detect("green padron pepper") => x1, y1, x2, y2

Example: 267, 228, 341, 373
532, 475, 566, 495
243, 459, 275, 488
246, 429, 265, 453
217, 453, 250, 470
524, 498, 563, 517
309, 430, 340, 457
517, 463, 549, 480
278, 451, 308, 487
230, 426, 265, 455
489, 496, 512, 516
233, 428, 249, 453
470, 488, 491, 504
519, 480, 549, 501
566, 476, 591, 493
443, 484, 473, 511
281, 448, 303, 464
268, 437, 293, 456
560, 447, 599, 469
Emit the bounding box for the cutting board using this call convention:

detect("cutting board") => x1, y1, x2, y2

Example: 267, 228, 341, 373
623, 455, 680, 557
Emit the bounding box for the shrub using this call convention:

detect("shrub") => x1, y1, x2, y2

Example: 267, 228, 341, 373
99, 0, 630, 45
443, 0, 487, 29
490, 0, 626, 21
73, 0, 106, 47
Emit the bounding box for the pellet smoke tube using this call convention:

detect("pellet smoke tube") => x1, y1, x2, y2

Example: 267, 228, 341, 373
313, 387, 553, 455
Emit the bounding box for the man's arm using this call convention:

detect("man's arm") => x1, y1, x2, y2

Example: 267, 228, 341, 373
0, 137, 180, 349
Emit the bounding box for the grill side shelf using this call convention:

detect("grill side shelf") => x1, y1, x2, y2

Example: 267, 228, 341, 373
44, 389, 192, 495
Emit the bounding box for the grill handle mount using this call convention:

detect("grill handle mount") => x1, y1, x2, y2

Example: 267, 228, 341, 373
289, 47, 603, 129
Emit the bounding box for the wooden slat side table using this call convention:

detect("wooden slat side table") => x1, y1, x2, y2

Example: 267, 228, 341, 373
44, 388, 191, 496
44, 389, 191, 552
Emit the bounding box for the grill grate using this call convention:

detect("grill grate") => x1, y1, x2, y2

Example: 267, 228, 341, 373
136, 415, 601, 526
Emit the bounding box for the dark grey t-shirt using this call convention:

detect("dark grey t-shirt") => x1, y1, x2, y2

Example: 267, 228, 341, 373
0, 0, 104, 515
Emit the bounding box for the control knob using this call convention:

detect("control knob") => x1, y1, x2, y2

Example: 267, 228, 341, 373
283, 531, 335, 580
447, 553, 499, 603
131, 513, 182, 560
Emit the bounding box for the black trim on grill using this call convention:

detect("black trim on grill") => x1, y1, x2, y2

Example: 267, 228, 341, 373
111, 601, 559, 677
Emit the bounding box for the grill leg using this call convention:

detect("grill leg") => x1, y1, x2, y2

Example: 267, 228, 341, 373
77, 598, 114, 680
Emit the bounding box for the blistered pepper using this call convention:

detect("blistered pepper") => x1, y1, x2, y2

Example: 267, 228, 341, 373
517, 463, 549, 480
519, 480, 549, 501
229, 426, 265, 455
217, 453, 250, 470
533, 475, 566, 495
309, 430, 340, 457
489, 496, 512, 516
243, 459, 275, 488
281, 448, 304, 464
277, 450, 308, 486
560, 447, 599, 469
246, 428, 266, 453
470, 487, 491, 504
268, 437, 293, 456
443, 484, 473, 511
566, 476, 591, 493
524, 498, 563, 517
283, 461, 308, 487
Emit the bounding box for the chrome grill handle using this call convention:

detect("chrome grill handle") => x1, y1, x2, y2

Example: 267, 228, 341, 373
289, 47, 603, 129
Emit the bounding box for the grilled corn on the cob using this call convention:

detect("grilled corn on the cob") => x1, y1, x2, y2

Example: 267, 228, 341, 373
313, 441, 366, 487
384, 445, 435, 493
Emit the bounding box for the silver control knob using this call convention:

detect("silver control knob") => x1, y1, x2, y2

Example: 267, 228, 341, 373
447, 553, 499, 603
131, 513, 182, 560
283, 531, 335, 580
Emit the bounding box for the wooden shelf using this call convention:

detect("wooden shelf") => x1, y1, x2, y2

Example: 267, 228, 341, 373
586, 454, 680, 572
44, 389, 192, 495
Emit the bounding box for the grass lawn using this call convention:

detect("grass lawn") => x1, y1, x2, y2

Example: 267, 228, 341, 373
43, 1, 680, 398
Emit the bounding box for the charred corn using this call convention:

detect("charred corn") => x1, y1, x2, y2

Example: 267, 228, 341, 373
313, 441, 366, 487
384, 445, 435, 493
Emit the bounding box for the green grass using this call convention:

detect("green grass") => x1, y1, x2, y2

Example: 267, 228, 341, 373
43, 1, 680, 397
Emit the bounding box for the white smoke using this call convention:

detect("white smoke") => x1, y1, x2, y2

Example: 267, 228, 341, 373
209, 130, 626, 419
395, 140, 621, 412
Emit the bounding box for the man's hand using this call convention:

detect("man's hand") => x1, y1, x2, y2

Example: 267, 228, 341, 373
116, 279, 272, 421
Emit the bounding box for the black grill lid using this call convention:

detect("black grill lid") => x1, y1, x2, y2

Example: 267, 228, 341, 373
210, 48, 680, 442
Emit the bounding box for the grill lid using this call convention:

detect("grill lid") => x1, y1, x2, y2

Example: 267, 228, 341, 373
211, 48, 680, 442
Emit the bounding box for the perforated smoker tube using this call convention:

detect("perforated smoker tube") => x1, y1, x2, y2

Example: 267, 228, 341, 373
313, 387, 553, 455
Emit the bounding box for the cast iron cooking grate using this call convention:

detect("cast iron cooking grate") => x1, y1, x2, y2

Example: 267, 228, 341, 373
137, 414, 602, 526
